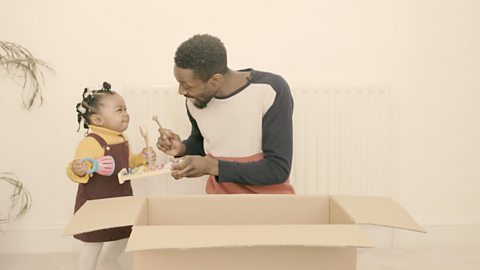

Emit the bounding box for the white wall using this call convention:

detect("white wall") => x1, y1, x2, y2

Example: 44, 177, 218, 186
1, 0, 479, 253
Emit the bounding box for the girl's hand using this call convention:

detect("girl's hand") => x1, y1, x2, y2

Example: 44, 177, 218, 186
142, 147, 157, 163
72, 159, 87, 177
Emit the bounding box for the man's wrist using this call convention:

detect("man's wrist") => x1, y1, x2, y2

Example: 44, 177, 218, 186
206, 157, 219, 176
176, 143, 187, 157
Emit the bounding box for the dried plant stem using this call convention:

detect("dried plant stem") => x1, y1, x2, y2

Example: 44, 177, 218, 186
0, 172, 32, 225
0, 41, 54, 109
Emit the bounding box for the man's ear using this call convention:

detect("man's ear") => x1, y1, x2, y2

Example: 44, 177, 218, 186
209, 73, 223, 87
90, 114, 103, 126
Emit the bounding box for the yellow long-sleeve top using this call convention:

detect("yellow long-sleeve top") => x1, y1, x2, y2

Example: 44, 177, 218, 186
67, 125, 146, 184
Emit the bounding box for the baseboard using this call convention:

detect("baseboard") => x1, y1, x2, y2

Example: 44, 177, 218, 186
0, 224, 80, 254
2, 223, 480, 254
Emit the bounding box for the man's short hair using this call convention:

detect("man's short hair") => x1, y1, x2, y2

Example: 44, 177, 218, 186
174, 34, 228, 81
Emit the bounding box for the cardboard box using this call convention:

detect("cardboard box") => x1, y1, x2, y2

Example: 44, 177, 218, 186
64, 195, 425, 270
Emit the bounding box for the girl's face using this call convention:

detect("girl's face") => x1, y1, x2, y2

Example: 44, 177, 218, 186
96, 93, 129, 132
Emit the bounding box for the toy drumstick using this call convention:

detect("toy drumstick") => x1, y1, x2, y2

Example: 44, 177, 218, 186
139, 126, 150, 149
139, 126, 154, 166
152, 115, 163, 129
153, 115, 168, 138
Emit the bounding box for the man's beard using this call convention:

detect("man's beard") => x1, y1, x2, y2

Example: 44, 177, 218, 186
193, 99, 208, 109
190, 97, 212, 109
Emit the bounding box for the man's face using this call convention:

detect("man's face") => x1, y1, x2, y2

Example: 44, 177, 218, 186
173, 65, 217, 109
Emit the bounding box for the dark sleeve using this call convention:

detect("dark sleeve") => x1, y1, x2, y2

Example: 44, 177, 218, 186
182, 100, 206, 156
217, 75, 293, 185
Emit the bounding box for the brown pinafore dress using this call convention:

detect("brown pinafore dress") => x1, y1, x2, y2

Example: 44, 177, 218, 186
73, 133, 133, 242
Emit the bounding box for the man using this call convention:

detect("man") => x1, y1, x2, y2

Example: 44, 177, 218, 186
156, 34, 294, 194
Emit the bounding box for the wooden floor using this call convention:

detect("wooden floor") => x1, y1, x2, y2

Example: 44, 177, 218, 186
1, 247, 479, 270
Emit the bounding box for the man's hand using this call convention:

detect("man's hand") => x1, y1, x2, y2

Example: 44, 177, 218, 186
156, 128, 186, 157
171, 156, 219, 180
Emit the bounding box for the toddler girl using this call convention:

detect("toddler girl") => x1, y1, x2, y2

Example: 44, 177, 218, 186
66, 82, 155, 270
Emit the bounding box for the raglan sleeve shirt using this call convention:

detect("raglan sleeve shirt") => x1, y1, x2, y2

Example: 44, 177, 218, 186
183, 70, 294, 186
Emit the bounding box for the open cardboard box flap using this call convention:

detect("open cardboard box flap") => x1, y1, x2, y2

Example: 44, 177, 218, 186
63, 196, 147, 236
64, 194, 425, 252
125, 224, 372, 251
64, 195, 425, 270
330, 195, 426, 233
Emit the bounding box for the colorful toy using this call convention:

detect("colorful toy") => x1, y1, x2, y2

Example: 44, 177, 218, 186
117, 116, 181, 184
80, 156, 115, 176
117, 161, 178, 184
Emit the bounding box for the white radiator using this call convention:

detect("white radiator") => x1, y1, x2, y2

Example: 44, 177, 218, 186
123, 85, 392, 196
292, 86, 392, 196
